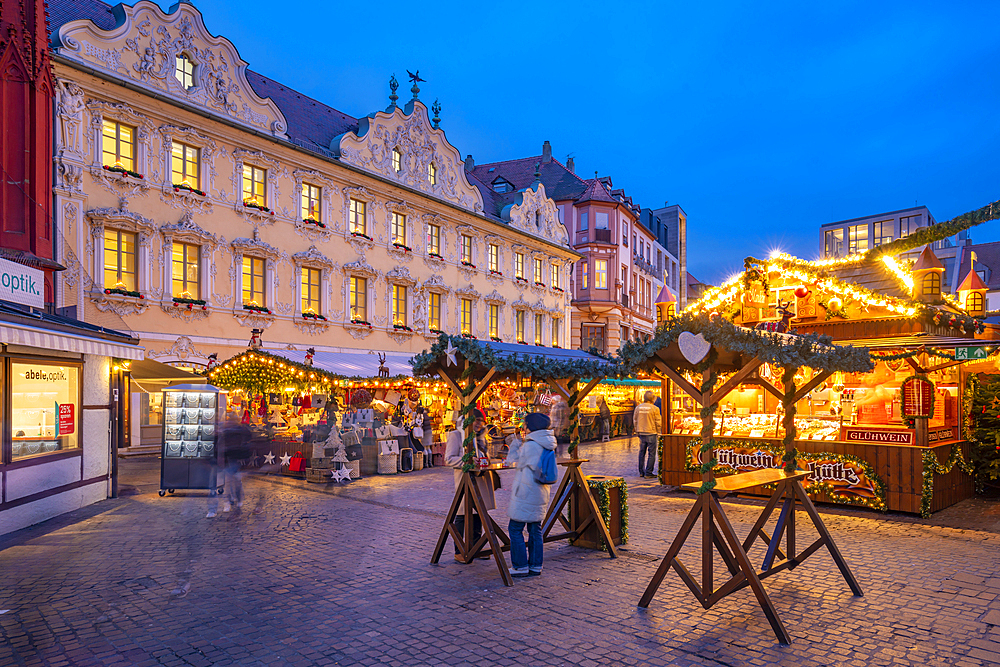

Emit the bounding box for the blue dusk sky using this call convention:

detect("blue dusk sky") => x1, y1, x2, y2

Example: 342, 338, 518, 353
184, 0, 1000, 285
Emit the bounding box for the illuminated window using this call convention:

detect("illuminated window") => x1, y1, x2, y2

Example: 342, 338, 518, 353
922, 272, 940, 295
461, 235, 473, 263
104, 229, 136, 291
489, 304, 499, 338
349, 198, 366, 235
175, 54, 195, 89
873, 220, 893, 247
242, 257, 266, 307
516, 310, 525, 342
242, 164, 267, 207
533, 258, 543, 284
301, 183, 321, 222
102, 120, 135, 171
171, 142, 199, 189
349, 276, 366, 321
488, 244, 499, 272
461, 298, 472, 335
514, 252, 524, 279
581, 261, 588, 289
552, 318, 561, 347
848, 224, 868, 254
392, 148, 402, 173
595, 260, 608, 289
392, 213, 407, 246
171, 242, 200, 299
427, 224, 440, 255
967, 291, 984, 313
12, 362, 80, 459
393, 285, 407, 327
534, 313, 544, 345
428, 292, 441, 330
302, 267, 322, 315
428, 163, 437, 185
824, 229, 844, 258
551, 263, 560, 288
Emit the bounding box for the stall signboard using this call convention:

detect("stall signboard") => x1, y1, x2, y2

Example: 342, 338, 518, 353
0, 256, 44, 308
928, 427, 956, 443
901, 376, 934, 418
688, 439, 885, 507
842, 427, 914, 445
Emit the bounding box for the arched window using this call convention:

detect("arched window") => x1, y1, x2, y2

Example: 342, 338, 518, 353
922, 272, 940, 295
967, 291, 984, 313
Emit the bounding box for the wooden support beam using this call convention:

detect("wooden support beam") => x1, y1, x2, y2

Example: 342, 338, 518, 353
745, 378, 784, 402
655, 360, 703, 405
711, 357, 764, 405
791, 369, 834, 403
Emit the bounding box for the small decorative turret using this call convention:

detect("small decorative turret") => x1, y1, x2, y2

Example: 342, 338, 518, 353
911, 245, 945, 302
957, 266, 988, 317
654, 285, 677, 323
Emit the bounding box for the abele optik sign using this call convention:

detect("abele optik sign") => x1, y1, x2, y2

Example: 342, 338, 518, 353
0, 257, 44, 308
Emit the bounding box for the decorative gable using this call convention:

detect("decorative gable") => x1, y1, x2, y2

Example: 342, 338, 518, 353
335, 100, 483, 214
501, 182, 568, 247
54, 1, 288, 137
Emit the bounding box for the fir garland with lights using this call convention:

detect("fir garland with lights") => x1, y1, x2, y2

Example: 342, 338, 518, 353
780, 366, 798, 474
920, 443, 974, 518
584, 476, 628, 550
208, 349, 341, 394
866, 198, 1000, 261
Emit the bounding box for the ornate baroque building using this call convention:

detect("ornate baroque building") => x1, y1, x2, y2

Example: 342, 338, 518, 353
47, 0, 575, 369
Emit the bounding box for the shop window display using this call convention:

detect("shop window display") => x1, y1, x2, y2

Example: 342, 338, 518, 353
11, 362, 80, 460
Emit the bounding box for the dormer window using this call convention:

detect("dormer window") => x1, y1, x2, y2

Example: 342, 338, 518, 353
175, 54, 195, 90
492, 177, 512, 194
392, 148, 402, 173
922, 272, 940, 296
428, 162, 437, 185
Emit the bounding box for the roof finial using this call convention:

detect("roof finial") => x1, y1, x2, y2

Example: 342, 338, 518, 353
432, 99, 441, 129
594, 170, 599, 179
388, 74, 399, 109
407, 69, 424, 100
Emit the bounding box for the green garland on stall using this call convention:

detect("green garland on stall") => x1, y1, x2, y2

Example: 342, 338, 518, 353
866, 198, 1000, 261
657, 434, 665, 482
684, 437, 888, 511
618, 313, 874, 376
920, 442, 974, 518
586, 476, 629, 550
780, 366, 798, 474
209, 349, 342, 394
695, 351, 721, 494
458, 364, 476, 472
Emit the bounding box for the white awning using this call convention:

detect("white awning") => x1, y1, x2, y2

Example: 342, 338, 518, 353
0, 322, 144, 360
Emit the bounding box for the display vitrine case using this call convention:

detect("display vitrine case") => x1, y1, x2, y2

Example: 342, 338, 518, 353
159, 384, 226, 496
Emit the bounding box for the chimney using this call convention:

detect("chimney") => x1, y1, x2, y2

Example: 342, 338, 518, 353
566, 156, 575, 173
464, 154, 474, 171
542, 140, 552, 163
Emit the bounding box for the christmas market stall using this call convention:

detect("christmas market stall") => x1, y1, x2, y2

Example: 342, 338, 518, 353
207, 347, 454, 478
619, 313, 874, 644
658, 214, 1000, 514
411, 334, 626, 586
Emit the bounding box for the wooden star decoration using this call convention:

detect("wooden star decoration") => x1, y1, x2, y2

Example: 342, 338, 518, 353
330, 467, 352, 482
444, 341, 458, 367
279, 453, 292, 467
263, 452, 275, 465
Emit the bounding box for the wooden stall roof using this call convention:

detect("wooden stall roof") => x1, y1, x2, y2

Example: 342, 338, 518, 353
835, 334, 991, 349
618, 315, 875, 375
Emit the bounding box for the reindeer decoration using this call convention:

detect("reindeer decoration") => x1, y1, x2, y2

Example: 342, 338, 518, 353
304, 347, 315, 367
755, 300, 795, 333
377, 352, 390, 378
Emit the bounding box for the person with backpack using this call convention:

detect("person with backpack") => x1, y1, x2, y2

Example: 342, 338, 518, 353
507, 412, 557, 577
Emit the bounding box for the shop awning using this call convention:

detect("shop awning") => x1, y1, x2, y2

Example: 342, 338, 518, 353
263, 348, 413, 377
129, 358, 206, 393
0, 320, 143, 360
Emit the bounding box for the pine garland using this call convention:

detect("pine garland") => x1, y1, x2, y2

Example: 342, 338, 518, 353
459, 364, 477, 472
866, 198, 1000, 261
567, 377, 580, 457
587, 476, 629, 549
921, 442, 974, 518
780, 366, 798, 473
696, 352, 720, 495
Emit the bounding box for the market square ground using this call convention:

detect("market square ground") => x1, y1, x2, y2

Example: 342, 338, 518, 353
2, 437, 1000, 666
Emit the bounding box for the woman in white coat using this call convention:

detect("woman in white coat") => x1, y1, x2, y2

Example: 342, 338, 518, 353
507, 412, 557, 577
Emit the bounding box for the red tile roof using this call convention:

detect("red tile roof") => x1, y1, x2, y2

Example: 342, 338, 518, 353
912, 245, 945, 271
958, 267, 987, 291
577, 177, 616, 205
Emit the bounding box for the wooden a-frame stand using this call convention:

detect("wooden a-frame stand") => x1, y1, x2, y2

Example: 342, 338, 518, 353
637, 352, 863, 644
541, 458, 619, 557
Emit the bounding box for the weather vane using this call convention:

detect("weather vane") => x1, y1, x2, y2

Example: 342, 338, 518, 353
407, 69, 424, 100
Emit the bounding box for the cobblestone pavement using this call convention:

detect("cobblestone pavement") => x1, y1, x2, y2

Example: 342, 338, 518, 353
2, 437, 1000, 666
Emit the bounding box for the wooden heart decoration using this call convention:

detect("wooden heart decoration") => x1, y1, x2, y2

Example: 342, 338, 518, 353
677, 331, 711, 364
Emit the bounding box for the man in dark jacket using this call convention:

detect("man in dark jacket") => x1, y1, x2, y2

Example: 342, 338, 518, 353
220, 415, 252, 512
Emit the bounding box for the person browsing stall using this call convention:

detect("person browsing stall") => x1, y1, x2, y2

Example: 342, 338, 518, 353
633, 391, 662, 478
507, 412, 556, 577
444, 408, 497, 557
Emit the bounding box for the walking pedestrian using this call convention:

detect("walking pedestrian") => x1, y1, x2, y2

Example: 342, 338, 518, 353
633, 391, 662, 478
445, 408, 496, 558
220, 412, 252, 512
549, 394, 569, 456
598, 396, 611, 440
507, 412, 556, 577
